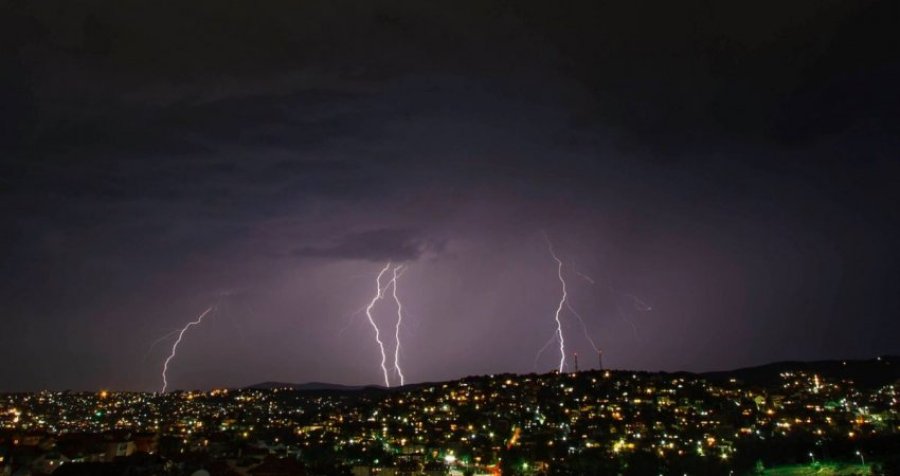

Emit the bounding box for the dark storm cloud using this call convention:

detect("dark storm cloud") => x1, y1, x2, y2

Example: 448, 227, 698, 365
5, 0, 897, 157
0, 0, 898, 391
507, 0, 900, 150
18, 84, 380, 159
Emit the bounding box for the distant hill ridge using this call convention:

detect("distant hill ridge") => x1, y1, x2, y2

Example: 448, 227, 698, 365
702, 355, 900, 388
244, 356, 900, 393
246, 381, 382, 391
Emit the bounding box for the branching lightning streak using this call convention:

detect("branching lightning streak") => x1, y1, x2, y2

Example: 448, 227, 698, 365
142, 329, 183, 363
575, 269, 650, 343
574, 271, 595, 285
611, 288, 651, 341
623, 293, 653, 312
617, 304, 641, 341
391, 266, 406, 387
565, 268, 603, 353
544, 235, 567, 373
365, 263, 393, 387
390, 265, 406, 386
161, 306, 215, 394
566, 302, 601, 354
533, 330, 560, 371
337, 304, 369, 337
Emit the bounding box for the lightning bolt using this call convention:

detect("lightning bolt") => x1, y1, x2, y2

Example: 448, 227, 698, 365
544, 235, 567, 373
610, 287, 652, 340
161, 306, 215, 394
533, 330, 561, 371
365, 263, 393, 387
574, 270, 595, 285
361, 263, 409, 387
390, 265, 406, 386
566, 268, 603, 354
142, 329, 183, 363
536, 241, 607, 372
623, 293, 653, 312
566, 301, 601, 354
577, 267, 651, 344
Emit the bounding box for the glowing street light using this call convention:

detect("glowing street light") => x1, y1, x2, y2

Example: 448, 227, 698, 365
856, 450, 865, 466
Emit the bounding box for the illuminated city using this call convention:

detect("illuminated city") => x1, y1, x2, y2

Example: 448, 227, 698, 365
2, 358, 899, 475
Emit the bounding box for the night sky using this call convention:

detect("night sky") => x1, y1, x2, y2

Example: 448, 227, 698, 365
1, 0, 898, 392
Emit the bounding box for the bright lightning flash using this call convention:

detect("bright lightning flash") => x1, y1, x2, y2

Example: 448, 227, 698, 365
365, 263, 393, 387
161, 306, 215, 394
533, 330, 561, 371
545, 236, 567, 373
535, 240, 605, 372
390, 265, 406, 386
363, 263, 409, 387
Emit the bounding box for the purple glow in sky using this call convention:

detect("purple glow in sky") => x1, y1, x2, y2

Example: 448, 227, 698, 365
0, 0, 898, 391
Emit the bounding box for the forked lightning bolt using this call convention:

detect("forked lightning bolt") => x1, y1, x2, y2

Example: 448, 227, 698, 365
536, 238, 606, 372
574, 271, 595, 285
364, 263, 408, 387
566, 302, 601, 354
567, 269, 602, 354
545, 235, 567, 373
534, 330, 562, 371
391, 265, 406, 386
143, 329, 182, 363
365, 263, 393, 387
574, 267, 652, 348
161, 306, 215, 394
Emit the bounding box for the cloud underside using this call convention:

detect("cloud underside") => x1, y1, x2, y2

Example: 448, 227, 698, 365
293, 229, 442, 262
